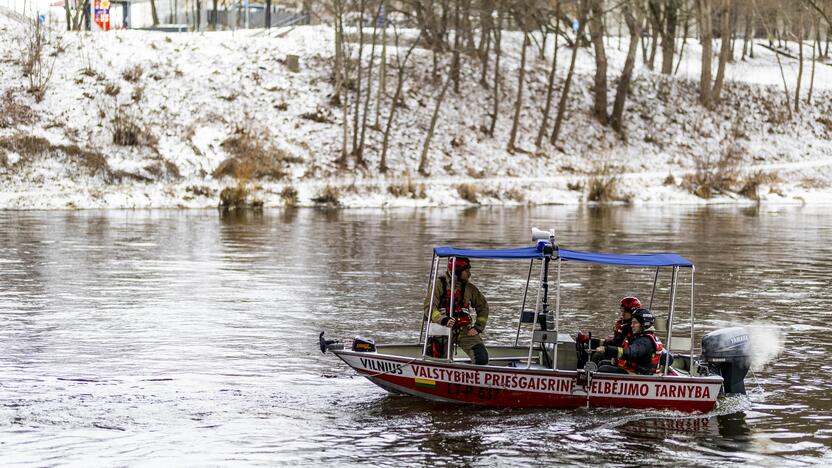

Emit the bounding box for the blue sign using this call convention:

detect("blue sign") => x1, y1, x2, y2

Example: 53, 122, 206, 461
572, 19, 579, 33
38, 14, 46, 24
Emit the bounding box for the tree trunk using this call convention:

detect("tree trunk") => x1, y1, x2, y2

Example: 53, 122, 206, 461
358, 4, 382, 165
742, 8, 750, 59
611, 3, 641, 133
418, 77, 453, 176
380, 30, 421, 173
478, 0, 494, 87
452, 0, 461, 93
551, 5, 587, 145
374, 2, 388, 129
265, 0, 271, 28
63, 0, 71, 30
808, 17, 817, 105
213, 0, 219, 29
661, 0, 678, 74
332, 0, 344, 104
488, 8, 503, 137
351, 0, 366, 156
536, 0, 561, 148
508, 32, 529, 152
647, 2, 661, 70
711, 0, 732, 107
696, 0, 713, 108
151, 0, 160, 26
589, 0, 608, 125
795, 7, 804, 113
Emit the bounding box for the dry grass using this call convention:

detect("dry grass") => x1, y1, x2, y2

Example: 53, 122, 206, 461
456, 183, 479, 203
299, 106, 333, 123
219, 186, 262, 211
586, 166, 627, 203
682, 137, 744, 199
280, 186, 298, 207
387, 175, 426, 198
505, 187, 525, 202
110, 106, 156, 147
104, 82, 120, 97
311, 186, 340, 206
214, 124, 302, 181
798, 177, 828, 189
737, 171, 781, 200
0, 134, 147, 182
122, 64, 143, 82
0, 90, 35, 128
186, 185, 214, 197
663, 173, 676, 186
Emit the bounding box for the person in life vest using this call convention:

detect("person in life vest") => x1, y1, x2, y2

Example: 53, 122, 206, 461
423, 257, 489, 365
594, 308, 663, 375
590, 296, 641, 364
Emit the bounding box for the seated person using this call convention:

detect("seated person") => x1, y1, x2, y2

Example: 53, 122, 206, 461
590, 296, 641, 364
423, 257, 489, 365
594, 308, 663, 375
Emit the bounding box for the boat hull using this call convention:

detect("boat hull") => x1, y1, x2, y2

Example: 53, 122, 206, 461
335, 351, 722, 412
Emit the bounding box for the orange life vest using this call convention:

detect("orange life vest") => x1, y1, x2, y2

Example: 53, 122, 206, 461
615, 332, 663, 375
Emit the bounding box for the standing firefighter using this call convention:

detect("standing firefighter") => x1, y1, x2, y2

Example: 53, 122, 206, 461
424, 257, 490, 365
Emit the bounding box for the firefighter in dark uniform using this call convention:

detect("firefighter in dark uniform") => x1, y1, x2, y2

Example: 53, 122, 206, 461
423, 257, 489, 365
590, 296, 641, 364
595, 308, 663, 375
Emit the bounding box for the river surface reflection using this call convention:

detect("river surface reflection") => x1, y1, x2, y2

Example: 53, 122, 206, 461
0, 206, 830, 465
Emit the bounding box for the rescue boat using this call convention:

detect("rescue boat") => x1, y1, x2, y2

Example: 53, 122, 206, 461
320, 228, 751, 412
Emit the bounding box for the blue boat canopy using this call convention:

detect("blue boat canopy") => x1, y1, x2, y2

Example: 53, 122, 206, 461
433, 245, 693, 268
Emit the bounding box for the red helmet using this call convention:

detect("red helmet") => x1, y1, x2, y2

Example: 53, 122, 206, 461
447, 257, 471, 273
619, 296, 641, 313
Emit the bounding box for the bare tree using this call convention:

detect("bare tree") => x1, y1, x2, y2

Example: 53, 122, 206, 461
611, 1, 642, 133
588, 0, 608, 124
536, 0, 561, 148
508, 31, 529, 152
488, 6, 504, 137
551, 2, 588, 145
661, 0, 680, 73
795, 3, 805, 112
358, 2, 383, 165
711, 0, 733, 106
418, 77, 453, 176
380, 29, 422, 173
696, 0, 713, 108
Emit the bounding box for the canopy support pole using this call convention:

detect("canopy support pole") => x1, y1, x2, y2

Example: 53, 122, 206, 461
421, 255, 440, 357
663, 266, 679, 375
446, 257, 457, 362
527, 255, 550, 368
649, 267, 660, 309
689, 266, 696, 374
552, 257, 562, 370
515, 259, 535, 347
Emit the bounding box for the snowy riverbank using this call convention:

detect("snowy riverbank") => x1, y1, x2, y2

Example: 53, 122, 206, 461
1, 11, 831, 209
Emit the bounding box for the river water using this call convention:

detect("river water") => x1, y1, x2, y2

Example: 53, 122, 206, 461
1, 206, 830, 466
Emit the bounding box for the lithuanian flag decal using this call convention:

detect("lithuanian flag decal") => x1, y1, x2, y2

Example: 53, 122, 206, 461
415, 378, 436, 388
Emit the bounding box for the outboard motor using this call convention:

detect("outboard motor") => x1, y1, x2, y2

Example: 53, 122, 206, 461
701, 327, 751, 394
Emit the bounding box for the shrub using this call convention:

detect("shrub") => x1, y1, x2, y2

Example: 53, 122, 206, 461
186, 185, 214, 197
131, 85, 144, 102
299, 106, 333, 123
122, 64, 143, 82
505, 188, 525, 202
587, 176, 619, 202
312, 186, 340, 206
281, 186, 298, 207
110, 106, 155, 146
103, 82, 120, 97
22, 20, 56, 103
738, 171, 781, 200
219, 186, 250, 211
456, 183, 479, 203
566, 181, 583, 192
0, 90, 34, 128
213, 123, 302, 182
387, 176, 425, 198
682, 138, 744, 199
